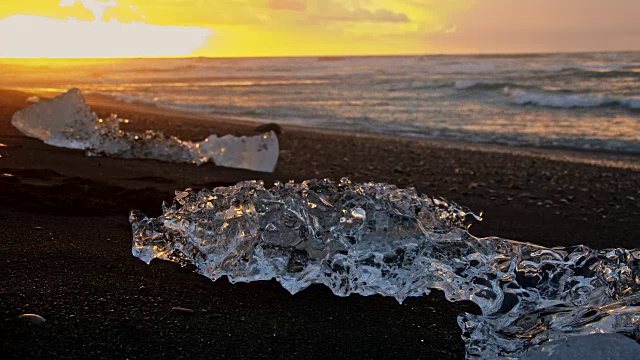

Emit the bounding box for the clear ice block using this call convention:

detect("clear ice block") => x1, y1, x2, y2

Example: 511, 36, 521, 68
11, 88, 279, 172
130, 178, 640, 358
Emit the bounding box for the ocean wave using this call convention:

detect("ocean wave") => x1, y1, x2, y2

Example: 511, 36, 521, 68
390, 81, 454, 91
549, 68, 640, 80
113, 93, 256, 116
163, 103, 266, 118
454, 79, 522, 90
109, 91, 640, 155
317, 56, 347, 62
114, 94, 160, 105
507, 88, 640, 109
108, 64, 200, 74
397, 79, 529, 92
536, 64, 633, 72
426, 63, 498, 74
423, 62, 638, 75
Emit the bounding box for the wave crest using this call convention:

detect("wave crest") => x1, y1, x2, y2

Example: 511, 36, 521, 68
506, 88, 640, 109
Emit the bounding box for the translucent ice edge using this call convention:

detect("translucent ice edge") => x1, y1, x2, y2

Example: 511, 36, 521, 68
11, 88, 279, 172
129, 178, 640, 358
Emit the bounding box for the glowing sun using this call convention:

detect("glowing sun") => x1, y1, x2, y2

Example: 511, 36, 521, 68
0, 0, 212, 58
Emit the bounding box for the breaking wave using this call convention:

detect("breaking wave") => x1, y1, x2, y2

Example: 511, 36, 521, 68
422, 62, 638, 75
555, 69, 640, 80
506, 88, 640, 109
14, 53, 637, 157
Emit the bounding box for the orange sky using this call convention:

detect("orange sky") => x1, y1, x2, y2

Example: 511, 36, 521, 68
0, 0, 638, 58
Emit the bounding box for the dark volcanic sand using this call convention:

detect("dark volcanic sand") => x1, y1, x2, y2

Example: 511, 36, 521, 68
0, 89, 639, 359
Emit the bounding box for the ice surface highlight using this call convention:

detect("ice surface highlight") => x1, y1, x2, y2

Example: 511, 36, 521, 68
130, 178, 640, 358
11, 89, 279, 172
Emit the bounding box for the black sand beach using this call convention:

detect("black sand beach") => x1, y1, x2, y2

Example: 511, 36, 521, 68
1, 89, 639, 359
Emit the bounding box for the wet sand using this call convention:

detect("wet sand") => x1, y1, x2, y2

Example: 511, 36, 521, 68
1, 89, 638, 359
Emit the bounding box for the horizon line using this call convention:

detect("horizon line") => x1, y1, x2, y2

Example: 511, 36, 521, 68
1, 49, 639, 62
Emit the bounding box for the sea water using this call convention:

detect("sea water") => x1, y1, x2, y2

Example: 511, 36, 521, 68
2, 52, 639, 154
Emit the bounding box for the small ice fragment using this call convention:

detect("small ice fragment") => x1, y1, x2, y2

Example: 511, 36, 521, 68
130, 178, 640, 359
11, 89, 279, 172
199, 133, 279, 173
26, 96, 40, 103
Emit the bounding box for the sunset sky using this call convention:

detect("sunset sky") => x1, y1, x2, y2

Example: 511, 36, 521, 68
0, 0, 638, 58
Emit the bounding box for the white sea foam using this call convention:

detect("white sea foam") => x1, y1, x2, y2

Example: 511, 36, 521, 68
428, 63, 635, 75
533, 64, 633, 73
4, 52, 639, 155
506, 88, 640, 109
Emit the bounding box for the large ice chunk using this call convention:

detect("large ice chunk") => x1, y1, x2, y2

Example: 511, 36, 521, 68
130, 178, 640, 359
11, 89, 279, 172
12, 88, 98, 150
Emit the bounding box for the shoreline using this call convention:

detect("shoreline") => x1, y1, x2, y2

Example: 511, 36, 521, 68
2, 87, 638, 246
9, 87, 640, 171
1, 87, 639, 359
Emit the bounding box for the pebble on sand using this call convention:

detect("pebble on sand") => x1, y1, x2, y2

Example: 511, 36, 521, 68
254, 123, 283, 135
18, 314, 47, 325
